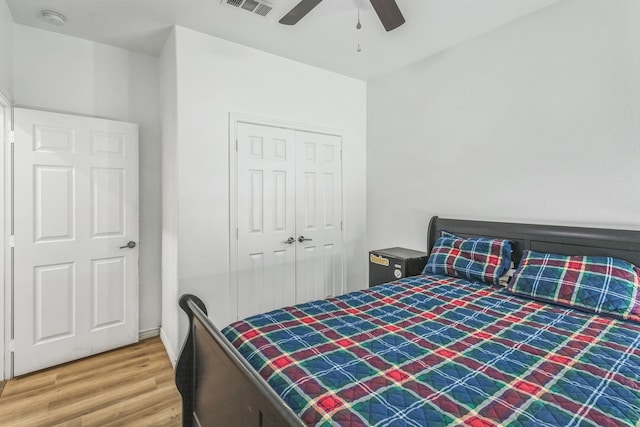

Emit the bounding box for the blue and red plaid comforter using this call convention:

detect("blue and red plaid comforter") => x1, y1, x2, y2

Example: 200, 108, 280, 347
222, 275, 640, 426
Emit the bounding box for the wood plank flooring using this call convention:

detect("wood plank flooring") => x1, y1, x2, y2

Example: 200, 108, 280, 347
0, 337, 181, 426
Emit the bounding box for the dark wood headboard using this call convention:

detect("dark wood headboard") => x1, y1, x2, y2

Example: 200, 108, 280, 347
428, 217, 640, 268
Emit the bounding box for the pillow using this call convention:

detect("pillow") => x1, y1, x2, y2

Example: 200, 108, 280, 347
508, 250, 640, 323
440, 231, 514, 285
441, 231, 459, 239
423, 232, 512, 285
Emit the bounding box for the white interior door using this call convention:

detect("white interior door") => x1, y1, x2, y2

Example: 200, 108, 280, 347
12, 108, 139, 376
294, 131, 343, 304
236, 123, 297, 320
235, 122, 343, 320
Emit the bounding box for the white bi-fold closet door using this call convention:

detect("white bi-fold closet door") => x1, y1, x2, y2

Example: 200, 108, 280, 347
12, 108, 139, 376
235, 122, 343, 320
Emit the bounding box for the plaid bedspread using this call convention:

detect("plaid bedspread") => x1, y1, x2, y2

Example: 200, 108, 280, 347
222, 275, 640, 426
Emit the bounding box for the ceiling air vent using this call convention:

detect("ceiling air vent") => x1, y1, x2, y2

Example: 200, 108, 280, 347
254, 4, 272, 17
223, 0, 273, 17
242, 0, 259, 11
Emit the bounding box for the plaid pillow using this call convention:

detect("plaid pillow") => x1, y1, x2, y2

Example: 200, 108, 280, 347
441, 231, 459, 239
423, 233, 512, 285
508, 250, 640, 323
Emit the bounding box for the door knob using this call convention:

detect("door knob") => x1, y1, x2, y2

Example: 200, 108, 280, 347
283, 237, 295, 245
119, 241, 137, 249
298, 236, 313, 243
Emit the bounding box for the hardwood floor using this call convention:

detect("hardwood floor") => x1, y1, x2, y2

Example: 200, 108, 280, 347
0, 337, 181, 426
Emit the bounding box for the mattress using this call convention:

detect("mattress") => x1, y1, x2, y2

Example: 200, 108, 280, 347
222, 275, 640, 426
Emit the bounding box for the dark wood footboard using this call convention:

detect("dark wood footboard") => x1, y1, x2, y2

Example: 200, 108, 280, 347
175, 294, 304, 427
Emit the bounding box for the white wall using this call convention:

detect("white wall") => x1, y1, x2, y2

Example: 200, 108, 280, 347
0, 0, 12, 99
13, 24, 162, 333
0, 0, 11, 379
159, 29, 180, 361
367, 0, 640, 253
161, 26, 367, 360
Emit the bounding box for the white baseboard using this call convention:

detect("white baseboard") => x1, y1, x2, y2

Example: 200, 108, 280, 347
138, 327, 160, 341
160, 327, 177, 368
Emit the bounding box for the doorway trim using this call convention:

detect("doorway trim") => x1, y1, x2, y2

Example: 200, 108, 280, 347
228, 113, 346, 326
0, 91, 11, 380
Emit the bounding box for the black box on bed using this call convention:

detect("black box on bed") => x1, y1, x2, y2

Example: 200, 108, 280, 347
369, 247, 429, 287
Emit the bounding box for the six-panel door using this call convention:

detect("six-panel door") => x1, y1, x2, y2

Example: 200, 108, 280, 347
237, 123, 297, 320
13, 108, 139, 376
294, 131, 343, 304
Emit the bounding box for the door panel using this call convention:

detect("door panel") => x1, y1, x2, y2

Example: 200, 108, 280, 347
34, 262, 75, 343
91, 256, 126, 330
295, 131, 343, 304
91, 167, 125, 237
34, 125, 75, 153
13, 108, 139, 376
34, 166, 75, 242
236, 123, 296, 320
303, 173, 317, 228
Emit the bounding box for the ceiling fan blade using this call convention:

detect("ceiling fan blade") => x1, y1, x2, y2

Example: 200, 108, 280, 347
369, 0, 405, 32
279, 0, 323, 25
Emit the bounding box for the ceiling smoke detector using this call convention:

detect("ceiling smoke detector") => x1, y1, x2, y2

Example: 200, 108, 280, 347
39, 10, 67, 26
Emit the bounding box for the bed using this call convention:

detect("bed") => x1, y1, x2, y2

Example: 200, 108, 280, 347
175, 217, 640, 426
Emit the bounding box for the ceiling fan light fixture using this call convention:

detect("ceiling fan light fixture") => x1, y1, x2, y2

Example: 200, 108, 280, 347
39, 10, 67, 26
280, 0, 404, 32
356, 3, 362, 53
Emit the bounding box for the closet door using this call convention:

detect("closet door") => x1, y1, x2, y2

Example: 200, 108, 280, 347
236, 123, 297, 320
235, 123, 343, 320
295, 131, 343, 303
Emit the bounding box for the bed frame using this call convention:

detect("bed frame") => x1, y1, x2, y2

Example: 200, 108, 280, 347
175, 216, 640, 426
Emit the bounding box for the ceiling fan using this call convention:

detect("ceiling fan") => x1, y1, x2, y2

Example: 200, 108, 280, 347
279, 0, 405, 32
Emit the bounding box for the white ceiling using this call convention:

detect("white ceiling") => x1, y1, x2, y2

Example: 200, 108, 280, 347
6, 0, 562, 80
